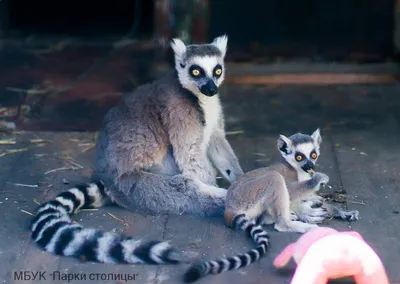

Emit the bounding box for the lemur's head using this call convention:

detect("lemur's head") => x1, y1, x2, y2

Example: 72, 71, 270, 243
170, 35, 227, 98
277, 129, 322, 174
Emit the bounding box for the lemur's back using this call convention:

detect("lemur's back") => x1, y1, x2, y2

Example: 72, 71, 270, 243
94, 71, 203, 177
226, 162, 297, 210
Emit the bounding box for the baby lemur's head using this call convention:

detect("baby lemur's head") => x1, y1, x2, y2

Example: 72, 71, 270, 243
277, 129, 322, 174
170, 35, 227, 98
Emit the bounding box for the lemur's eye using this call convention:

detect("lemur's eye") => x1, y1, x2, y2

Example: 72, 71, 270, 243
311, 152, 318, 159
192, 69, 200, 76
296, 155, 303, 161
215, 68, 222, 76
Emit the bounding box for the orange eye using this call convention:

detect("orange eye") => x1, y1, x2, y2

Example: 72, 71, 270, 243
192, 69, 200, 76
311, 153, 317, 159
215, 68, 222, 76
296, 155, 303, 161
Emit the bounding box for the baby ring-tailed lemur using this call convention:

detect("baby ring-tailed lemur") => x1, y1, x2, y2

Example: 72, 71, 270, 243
30, 35, 244, 265
184, 129, 359, 282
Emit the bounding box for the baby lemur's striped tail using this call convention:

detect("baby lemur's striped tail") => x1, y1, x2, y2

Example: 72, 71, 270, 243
30, 181, 180, 265
183, 214, 270, 283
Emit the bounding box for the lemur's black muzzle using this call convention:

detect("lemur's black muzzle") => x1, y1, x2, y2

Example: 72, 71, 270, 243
200, 80, 218, 97
302, 161, 315, 173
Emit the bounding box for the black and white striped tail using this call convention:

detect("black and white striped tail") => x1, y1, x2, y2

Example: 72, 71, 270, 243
183, 214, 270, 283
30, 181, 180, 265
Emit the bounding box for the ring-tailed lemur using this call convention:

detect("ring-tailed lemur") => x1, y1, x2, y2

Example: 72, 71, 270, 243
184, 129, 359, 282
30, 35, 244, 264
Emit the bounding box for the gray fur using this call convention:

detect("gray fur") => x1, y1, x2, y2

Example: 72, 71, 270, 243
94, 36, 243, 217
208, 126, 243, 182
290, 133, 314, 146
185, 45, 222, 61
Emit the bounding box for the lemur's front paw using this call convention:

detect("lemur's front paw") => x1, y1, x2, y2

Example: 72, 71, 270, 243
313, 172, 329, 185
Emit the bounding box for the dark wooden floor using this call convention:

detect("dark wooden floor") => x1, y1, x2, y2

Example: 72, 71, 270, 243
1, 39, 400, 284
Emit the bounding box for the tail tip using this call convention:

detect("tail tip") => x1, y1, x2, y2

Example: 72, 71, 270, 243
183, 262, 206, 283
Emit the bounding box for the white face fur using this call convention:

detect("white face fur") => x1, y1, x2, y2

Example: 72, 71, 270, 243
277, 129, 322, 175
170, 35, 228, 98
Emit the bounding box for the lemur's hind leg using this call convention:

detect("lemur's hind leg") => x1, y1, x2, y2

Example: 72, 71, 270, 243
272, 179, 317, 233
306, 195, 324, 207
294, 200, 330, 224
256, 211, 275, 225
255, 210, 299, 225
103, 171, 227, 217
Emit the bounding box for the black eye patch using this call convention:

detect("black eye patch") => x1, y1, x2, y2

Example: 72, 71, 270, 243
294, 152, 306, 162
189, 65, 205, 79
310, 150, 318, 159
213, 64, 223, 78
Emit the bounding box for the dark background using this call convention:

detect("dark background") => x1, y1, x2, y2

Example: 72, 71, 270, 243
5, 0, 396, 60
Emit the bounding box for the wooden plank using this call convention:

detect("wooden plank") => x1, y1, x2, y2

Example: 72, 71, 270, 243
0, 139, 37, 283
0, 132, 77, 284
330, 119, 400, 283
225, 74, 397, 86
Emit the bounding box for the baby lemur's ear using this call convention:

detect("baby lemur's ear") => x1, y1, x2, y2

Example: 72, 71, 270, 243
277, 135, 292, 155
311, 128, 322, 145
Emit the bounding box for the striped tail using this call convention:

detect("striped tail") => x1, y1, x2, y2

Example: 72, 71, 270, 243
183, 214, 270, 283
30, 181, 180, 265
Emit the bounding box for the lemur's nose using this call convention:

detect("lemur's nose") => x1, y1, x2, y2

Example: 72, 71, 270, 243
201, 80, 218, 96
207, 83, 217, 94
302, 160, 315, 173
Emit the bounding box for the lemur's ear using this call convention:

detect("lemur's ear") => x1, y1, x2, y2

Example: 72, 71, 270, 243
170, 38, 187, 61
212, 34, 228, 57
311, 128, 322, 145
277, 135, 292, 155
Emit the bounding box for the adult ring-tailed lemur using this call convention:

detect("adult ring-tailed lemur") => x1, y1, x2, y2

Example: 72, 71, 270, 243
30, 35, 244, 265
